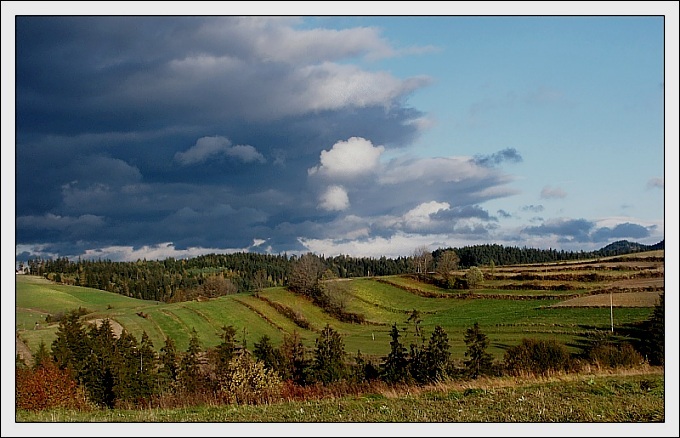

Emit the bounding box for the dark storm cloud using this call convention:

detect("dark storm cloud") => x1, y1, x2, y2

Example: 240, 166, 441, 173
522, 218, 595, 242
15, 17, 437, 257
591, 222, 652, 242
14, 17, 541, 261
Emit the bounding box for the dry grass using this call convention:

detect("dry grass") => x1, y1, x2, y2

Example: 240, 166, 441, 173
552, 291, 663, 308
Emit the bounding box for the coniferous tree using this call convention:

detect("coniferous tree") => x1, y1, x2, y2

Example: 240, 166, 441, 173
312, 324, 346, 384
159, 336, 179, 389
463, 322, 494, 378
425, 325, 451, 382
114, 329, 140, 404
644, 292, 664, 366
214, 325, 238, 377
179, 329, 204, 393
51, 309, 89, 378
382, 323, 409, 383
351, 350, 380, 383
254, 334, 283, 375
83, 319, 118, 408
137, 331, 158, 400
279, 331, 309, 385
32, 341, 51, 370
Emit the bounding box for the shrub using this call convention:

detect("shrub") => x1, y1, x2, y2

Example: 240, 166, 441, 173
504, 338, 572, 376
218, 352, 282, 405
16, 361, 89, 411
588, 342, 645, 369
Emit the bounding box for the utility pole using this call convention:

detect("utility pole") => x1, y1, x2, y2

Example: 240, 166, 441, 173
610, 289, 614, 333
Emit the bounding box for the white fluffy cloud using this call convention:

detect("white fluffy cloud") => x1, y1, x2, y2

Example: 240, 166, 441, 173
175, 136, 265, 165
318, 185, 350, 211
402, 201, 451, 228
309, 137, 385, 179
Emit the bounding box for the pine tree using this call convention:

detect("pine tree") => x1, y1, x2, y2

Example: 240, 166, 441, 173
83, 319, 118, 408
463, 322, 494, 378
254, 334, 283, 374
425, 325, 451, 382
159, 336, 179, 389
179, 329, 203, 393
51, 309, 89, 378
137, 331, 158, 400
214, 325, 238, 377
32, 341, 51, 370
645, 292, 664, 366
381, 323, 409, 383
279, 331, 308, 385
312, 324, 346, 384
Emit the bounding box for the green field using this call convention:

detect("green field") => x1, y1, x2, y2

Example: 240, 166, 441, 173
15, 270, 656, 363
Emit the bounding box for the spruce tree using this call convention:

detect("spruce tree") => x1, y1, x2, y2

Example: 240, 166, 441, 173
32, 341, 51, 370
279, 330, 308, 385
312, 324, 346, 384
179, 329, 203, 393
381, 323, 409, 383
159, 336, 179, 388
214, 325, 238, 377
463, 322, 494, 379
425, 325, 451, 382
645, 292, 664, 366
254, 334, 283, 374
137, 331, 158, 400
51, 309, 89, 378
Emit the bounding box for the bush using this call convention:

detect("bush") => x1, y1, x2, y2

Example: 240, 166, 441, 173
16, 361, 89, 411
218, 352, 282, 405
504, 338, 572, 376
588, 342, 645, 369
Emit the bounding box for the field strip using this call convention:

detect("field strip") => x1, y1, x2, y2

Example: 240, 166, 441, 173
160, 308, 192, 333
232, 297, 288, 333
346, 290, 432, 315
551, 291, 663, 308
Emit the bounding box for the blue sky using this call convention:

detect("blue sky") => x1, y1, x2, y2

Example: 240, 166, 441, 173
4, 4, 677, 265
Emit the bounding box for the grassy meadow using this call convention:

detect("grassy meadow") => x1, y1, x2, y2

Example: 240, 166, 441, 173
15, 251, 662, 362
15, 371, 665, 423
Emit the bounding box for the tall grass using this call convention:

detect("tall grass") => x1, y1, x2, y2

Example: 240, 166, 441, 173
15, 369, 664, 423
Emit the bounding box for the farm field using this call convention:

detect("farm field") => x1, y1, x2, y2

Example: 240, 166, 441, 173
15, 251, 663, 363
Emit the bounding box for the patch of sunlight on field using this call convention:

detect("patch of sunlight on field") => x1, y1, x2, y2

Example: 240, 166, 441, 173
552, 291, 663, 308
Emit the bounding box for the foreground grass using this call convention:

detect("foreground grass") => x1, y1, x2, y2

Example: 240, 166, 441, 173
16, 370, 664, 423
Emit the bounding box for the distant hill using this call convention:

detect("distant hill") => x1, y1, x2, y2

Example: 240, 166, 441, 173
596, 239, 664, 257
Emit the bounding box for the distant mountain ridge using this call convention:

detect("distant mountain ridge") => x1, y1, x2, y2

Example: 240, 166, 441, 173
595, 239, 664, 256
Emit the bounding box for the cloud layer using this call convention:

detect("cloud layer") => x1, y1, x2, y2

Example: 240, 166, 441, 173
13, 16, 665, 262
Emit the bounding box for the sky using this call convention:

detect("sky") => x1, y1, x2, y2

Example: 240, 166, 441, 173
4, 4, 677, 267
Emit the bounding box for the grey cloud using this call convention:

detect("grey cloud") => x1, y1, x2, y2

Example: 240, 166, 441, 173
522, 218, 595, 242
521, 204, 544, 213
175, 136, 265, 165
591, 222, 652, 242
473, 148, 523, 167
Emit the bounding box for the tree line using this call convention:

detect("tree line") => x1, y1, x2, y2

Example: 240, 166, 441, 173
22, 240, 661, 303
17, 293, 664, 411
